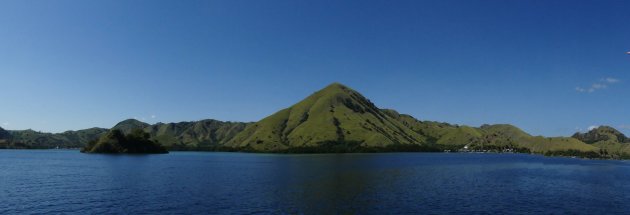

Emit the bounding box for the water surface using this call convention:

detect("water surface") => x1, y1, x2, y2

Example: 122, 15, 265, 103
2, 150, 630, 214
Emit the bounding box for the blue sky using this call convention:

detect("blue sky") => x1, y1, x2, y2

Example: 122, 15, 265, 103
1, 0, 629, 136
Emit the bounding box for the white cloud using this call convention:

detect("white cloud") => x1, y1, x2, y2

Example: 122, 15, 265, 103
575, 87, 586, 93
591, 83, 607, 89
576, 77, 620, 93
603, 77, 620, 83
2, 122, 8, 126
151, 115, 156, 119
588, 125, 600, 131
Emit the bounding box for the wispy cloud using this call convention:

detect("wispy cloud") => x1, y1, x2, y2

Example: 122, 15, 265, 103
620, 125, 630, 130
151, 115, 156, 119
2, 122, 8, 126
603, 77, 620, 83
588, 125, 600, 131
576, 77, 620, 93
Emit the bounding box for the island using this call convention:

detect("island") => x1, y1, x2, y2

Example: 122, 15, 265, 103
80, 129, 168, 154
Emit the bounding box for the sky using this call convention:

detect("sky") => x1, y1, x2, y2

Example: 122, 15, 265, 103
1, 0, 629, 136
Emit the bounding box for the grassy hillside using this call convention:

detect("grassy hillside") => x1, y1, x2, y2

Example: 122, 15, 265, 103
111, 119, 250, 149
471, 124, 597, 153
1, 128, 108, 149
112, 119, 150, 134
572, 126, 628, 144
572, 126, 630, 158
3, 82, 628, 158
381, 112, 597, 154
227, 83, 426, 151
147, 120, 249, 149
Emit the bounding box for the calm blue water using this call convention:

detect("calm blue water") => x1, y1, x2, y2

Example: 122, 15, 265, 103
2, 150, 630, 214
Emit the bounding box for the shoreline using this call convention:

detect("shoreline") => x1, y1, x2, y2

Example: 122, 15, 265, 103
1, 147, 626, 160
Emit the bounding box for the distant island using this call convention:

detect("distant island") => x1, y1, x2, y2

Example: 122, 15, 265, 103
80, 129, 168, 154
1, 82, 629, 159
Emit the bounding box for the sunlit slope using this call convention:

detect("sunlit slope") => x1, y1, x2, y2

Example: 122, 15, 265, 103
573, 126, 630, 157
383, 110, 482, 146
572, 126, 628, 144
381, 110, 597, 153
476, 124, 597, 152
227, 83, 426, 151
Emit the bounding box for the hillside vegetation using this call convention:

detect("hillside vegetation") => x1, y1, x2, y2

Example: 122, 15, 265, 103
227, 83, 426, 151
81, 129, 167, 154
572, 126, 630, 159
1, 82, 628, 158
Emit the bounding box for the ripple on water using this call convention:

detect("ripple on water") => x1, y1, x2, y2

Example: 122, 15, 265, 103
2, 151, 630, 214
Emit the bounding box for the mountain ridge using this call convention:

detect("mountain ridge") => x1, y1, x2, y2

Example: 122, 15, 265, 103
1, 82, 627, 158
226, 83, 427, 151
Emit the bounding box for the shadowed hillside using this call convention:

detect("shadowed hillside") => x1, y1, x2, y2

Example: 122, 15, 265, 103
81, 129, 167, 154
0, 127, 108, 149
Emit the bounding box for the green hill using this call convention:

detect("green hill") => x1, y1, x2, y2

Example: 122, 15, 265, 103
383, 111, 596, 154
1, 128, 108, 149
0, 119, 248, 150
572, 127, 630, 158
110, 119, 250, 149
149, 120, 249, 148
59, 128, 110, 146
572, 126, 628, 144
81, 129, 167, 154
227, 83, 426, 151
112, 119, 151, 134
2, 82, 627, 158
473, 124, 597, 154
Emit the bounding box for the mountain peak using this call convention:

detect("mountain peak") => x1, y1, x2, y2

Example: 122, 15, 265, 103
112, 119, 150, 134
227, 82, 426, 151
572, 126, 628, 144
316, 82, 353, 96
323, 82, 347, 89
115, 118, 149, 126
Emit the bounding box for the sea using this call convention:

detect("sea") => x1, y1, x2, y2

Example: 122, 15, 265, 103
2, 150, 630, 214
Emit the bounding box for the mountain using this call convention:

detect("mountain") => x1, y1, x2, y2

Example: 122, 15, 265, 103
1, 82, 624, 158
3, 128, 108, 149
573, 126, 630, 158
380, 111, 597, 154
112, 119, 151, 134
572, 126, 629, 144
59, 128, 109, 146
382, 110, 481, 145
0, 119, 248, 150
226, 83, 427, 152
477, 124, 597, 154
111, 119, 250, 149
81, 129, 167, 154
148, 120, 249, 149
